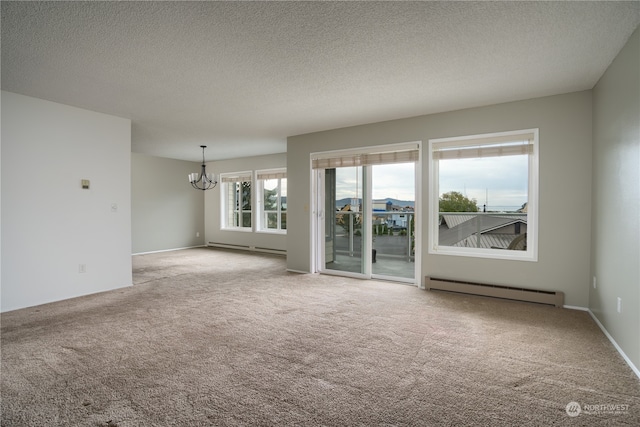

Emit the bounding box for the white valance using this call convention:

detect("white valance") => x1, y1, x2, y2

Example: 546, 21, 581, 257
220, 174, 252, 183
257, 171, 287, 180
432, 130, 535, 160
312, 149, 419, 169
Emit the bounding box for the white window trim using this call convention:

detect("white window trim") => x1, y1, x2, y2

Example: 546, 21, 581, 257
219, 171, 253, 231
256, 168, 287, 234
428, 129, 539, 262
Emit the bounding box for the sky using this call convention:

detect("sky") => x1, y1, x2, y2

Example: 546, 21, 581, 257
335, 163, 416, 202
439, 155, 528, 210
333, 155, 528, 210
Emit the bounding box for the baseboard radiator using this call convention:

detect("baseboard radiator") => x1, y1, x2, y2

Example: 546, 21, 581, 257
207, 242, 286, 256
425, 276, 564, 307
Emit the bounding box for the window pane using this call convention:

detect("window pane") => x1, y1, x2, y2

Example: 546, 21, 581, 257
280, 179, 287, 211
226, 183, 239, 227
263, 179, 278, 211
233, 183, 241, 214
241, 182, 251, 210
439, 155, 528, 212
222, 175, 254, 229
266, 212, 277, 229
257, 174, 286, 232
281, 212, 287, 230
438, 154, 528, 250
242, 212, 251, 228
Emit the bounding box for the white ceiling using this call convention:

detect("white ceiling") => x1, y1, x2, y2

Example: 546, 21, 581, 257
2, 1, 639, 162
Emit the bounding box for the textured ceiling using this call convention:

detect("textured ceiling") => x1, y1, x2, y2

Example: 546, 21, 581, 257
2, 1, 639, 162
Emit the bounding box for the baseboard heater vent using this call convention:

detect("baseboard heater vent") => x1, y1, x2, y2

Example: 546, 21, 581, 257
425, 276, 564, 307
207, 242, 286, 256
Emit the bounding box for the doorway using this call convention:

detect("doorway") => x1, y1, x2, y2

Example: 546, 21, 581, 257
313, 143, 420, 284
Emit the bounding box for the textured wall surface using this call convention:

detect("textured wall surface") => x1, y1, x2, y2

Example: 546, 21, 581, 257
2, 1, 637, 161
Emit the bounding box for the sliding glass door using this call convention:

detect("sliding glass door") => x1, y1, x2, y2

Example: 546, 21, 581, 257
314, 143, 419, 284
323, 166, 368, 276
371, 163, 415, 280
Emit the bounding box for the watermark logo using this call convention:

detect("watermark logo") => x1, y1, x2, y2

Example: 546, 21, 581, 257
565, 401, 630, 417
565, 401, 581, 417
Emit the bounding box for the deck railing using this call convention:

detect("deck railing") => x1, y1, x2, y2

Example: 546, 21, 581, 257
333, 211, 414, 262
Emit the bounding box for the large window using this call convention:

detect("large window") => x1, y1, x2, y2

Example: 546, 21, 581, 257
257, 169, 287, 233
221, 172, 252, 230
428, 129, 538, 261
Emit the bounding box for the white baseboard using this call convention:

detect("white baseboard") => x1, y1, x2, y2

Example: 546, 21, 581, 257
132, 245, 206, 256
587, 309, 640, 380
286, 269, 312, 274
563, 305, 588, 311
207, 243, 286, 256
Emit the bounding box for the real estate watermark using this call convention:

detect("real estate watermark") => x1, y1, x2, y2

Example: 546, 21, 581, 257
565, 401, 630, 417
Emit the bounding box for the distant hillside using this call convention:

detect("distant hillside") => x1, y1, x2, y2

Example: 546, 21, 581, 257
336, 198, 414, 208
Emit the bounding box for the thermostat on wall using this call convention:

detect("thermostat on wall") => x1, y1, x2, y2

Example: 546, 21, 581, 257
81, 179, 90, 189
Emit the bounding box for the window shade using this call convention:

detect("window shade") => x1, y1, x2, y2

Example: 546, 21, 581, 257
433, 142, 533, 160
257, 171, 287, 180
432, 132, 535, 160
312, 149, 418, 169
221, 174, 252, 183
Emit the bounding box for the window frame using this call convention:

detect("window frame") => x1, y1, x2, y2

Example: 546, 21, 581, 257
428, 129, 539, 262
220, 171, 253, 232
256, 169, 287, 234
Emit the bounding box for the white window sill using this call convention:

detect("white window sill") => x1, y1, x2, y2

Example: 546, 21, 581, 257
429, 246, 537, 262
256, 230, 287, 235
221, 227, 253, 233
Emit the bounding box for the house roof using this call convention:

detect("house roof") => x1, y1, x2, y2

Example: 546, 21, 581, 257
1, 2, 638, 161
441, 215, 477, 229
452, 234, 524, 250
439, 214, 527, 246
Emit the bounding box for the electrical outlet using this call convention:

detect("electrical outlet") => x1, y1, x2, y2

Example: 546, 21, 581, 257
79, 264, 86, 273
593, 276, 597, 289
196, 232, 200, 237
617, 297, 622, 313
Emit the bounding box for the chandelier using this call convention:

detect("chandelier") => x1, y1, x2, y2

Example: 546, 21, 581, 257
189, 145, 218, 190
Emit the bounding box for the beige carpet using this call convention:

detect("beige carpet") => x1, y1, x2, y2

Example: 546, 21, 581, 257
2, 247, 639, 426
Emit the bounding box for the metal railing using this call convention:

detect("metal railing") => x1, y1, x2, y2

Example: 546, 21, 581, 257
333, 211, 414, 262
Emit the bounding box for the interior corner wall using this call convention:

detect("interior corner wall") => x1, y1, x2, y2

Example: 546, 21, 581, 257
1, 91, 132, 312
131, 153, 205, 254
287, 90, 593, 307
591, 27, 640, 371
204, 153, 286, 251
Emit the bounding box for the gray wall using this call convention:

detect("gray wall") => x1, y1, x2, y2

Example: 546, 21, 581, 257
131, 153, 205, 254
591, 27, 639, 371
288, 91, 593, 307
205, 153, 287, 251
1, 91, 132, 312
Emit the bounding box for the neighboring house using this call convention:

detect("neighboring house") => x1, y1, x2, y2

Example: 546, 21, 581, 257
371, 200, 414, 230
440, 214, 527, 249
339, 200, 414, 233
